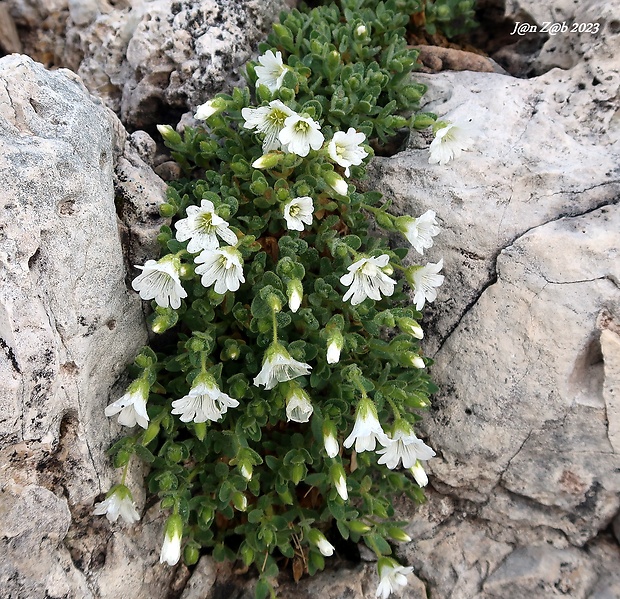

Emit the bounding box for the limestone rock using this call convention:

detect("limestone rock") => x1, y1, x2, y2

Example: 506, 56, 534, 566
361, 0, 620, 596
0, 53, 172, 599
5, 0, 290, 128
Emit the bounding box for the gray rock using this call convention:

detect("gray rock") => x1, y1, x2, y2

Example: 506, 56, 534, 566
0, 53, 172, 599
6, 0, 290, 128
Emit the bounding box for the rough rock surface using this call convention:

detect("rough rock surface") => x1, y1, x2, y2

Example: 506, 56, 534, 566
356, 0, 620, 597
0, 54, 172, 599
6, 0, 289, 128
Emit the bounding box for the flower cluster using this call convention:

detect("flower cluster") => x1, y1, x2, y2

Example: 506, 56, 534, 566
98, 14, 467, 593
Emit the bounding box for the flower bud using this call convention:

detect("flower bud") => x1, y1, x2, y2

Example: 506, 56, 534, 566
347, 520, 371, 534
157, 124, 182, 145
405, 353, 425, 369
308, 529, 335, 556
411, 461, 428, 487
355, 24, 368, 38
322, 420, 339, 458
232, 492, 248, 511
267, 292, 283, 313
326, 331, 343, 365
287, 279, 303, 313
151, 308, 179, 334
160, 514, 183, 566
397, 318, 424, 339
330, 463, 348, 501
388, 527, 412, 543
323, 171, 348, 196
252, 153, 282, 169
184, 542, 200, 565
194, 97, 228, 120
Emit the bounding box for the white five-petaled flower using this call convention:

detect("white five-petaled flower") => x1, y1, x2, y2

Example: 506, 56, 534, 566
395, 210, 440, 255
253, 342, 312, 390
93, 485, 140, 524
409, 259, 444, 310
340, 254, 396, 306
376, 421, 436, 470
132, 255, 187, 309
194, 246, 245, 293
283, 196, 314, 231
285, 386, 314, 423
160, 514, 183, 566
376, 558, 415, 599
242, 100, 295, 152
343, 397, 388, 453
174, 199, 237, 253
279, 113, 324, 157
254, 50, 289, 92
105, 380, 150, 429
171, 375, 239, 423
328, 128, 369, 177
428, 120, 476, 165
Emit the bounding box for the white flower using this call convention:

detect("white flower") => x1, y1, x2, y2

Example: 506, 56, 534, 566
340, 254, 396, 306
411, 461, 429, 487
287, 279, 303, 313
93, 485, 140, 524
286, 386, 314, 423
105, 382, 149, 429
343, 398, 388, 453
410, 259, 444, 310
376, 558, 414, 599
428, 120, 476, 165
242, 100, 295, 152
328, 128, 368, 176
356, 25, 368, 37
283, 196, 314, 231
255, 50, 288, 92
253, 342, 312, 390
160, 514, 183, 566
171, 375, 239, 423
278, 113, 324, 157
174, 199, 237, 253
396, 210, 440, 255
194, 246, 245, 293
132, 256, 187, 309
376, 423, 436, 470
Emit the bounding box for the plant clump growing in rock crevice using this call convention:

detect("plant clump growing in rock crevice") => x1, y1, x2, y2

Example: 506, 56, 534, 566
95, 2, 475, 598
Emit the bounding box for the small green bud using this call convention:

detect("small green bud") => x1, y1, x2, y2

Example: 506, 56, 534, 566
193, 421, 207, 441
184, 542, 200, 565
240, 543, 255, 566
159, 203, 176, 217
387, 527, 412, 543
167, 443, 184, 463
291, 463, 305, 485
151, 308, 179, 334
348, 520, 371, 534
267, 292, 283, 313
437, 5, 451, 19
326, 50, 340, 70
232, 492, 248, 511
375, 211, 395, 229
142, 420, 160, 445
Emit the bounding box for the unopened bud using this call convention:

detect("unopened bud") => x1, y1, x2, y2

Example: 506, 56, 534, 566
252, 153, 282, 169
388, 527, 412, 543
323, 171, 348, 196
287, 279, 303, 313
398, 318, 424, 339
157, 124, 182, 145
194, 97, 228, 120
